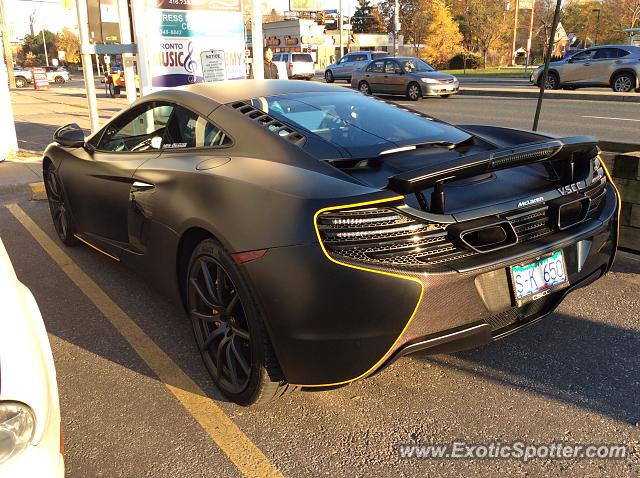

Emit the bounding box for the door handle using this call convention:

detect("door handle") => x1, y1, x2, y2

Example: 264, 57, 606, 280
615, 60, 622, 64
383, 75, 388, 78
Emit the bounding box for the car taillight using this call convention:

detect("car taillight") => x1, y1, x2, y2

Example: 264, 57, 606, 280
288, 63, 293, 69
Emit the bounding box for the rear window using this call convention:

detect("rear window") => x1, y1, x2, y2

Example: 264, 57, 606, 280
292, 54, 313, 62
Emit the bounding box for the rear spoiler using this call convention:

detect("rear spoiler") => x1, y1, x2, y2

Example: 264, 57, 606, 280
386, 136, 599, 213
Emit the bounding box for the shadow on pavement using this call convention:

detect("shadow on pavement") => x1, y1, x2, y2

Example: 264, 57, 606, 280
416, 308, 639, 424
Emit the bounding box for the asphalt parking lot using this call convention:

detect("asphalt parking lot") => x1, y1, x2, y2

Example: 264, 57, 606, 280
1, 193, 639, 477
4, 81, 640, 477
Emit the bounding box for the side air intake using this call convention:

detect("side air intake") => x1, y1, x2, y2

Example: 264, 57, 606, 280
229, 101, 306, 146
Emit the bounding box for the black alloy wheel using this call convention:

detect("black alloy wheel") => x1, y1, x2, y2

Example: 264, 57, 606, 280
44, 163, 78, 246
187, 239, 297, 405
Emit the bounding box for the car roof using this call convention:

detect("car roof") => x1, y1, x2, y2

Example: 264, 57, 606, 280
144, 80, 354, 112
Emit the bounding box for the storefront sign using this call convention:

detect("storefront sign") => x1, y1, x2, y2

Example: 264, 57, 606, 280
201, 50, 226, 82
143, 1, 246, 86
32, 68, 49, 91
284, 36, 299, 46
266, 36, 281, 47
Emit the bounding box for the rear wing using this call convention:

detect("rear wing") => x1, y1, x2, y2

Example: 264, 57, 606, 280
386, 136, 599, 213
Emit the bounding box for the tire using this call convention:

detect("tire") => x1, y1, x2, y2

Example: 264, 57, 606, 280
54, 76, 65, 84
562, 86, 577, 90
325, 70, 334, 83
358, 81, 371, 95
114, 86, 121, 96
406, 82, 422, 101
15, 76, 27, 88
106, 82, 115, 98
44, 163, 79, 246
440, 94, 451, 98
612, 72, 635, 93
187, 239, 297, 405
543, 71, 559, 90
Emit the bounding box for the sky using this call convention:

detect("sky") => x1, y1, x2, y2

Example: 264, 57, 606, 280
6, 0, 362, 41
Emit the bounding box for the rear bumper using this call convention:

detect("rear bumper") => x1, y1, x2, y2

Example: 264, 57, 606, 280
242, 186, 618, 387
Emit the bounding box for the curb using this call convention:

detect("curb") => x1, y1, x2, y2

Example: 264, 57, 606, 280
459, 87, 640, 103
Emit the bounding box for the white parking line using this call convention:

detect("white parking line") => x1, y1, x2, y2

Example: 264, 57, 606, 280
582, 115, 640, 122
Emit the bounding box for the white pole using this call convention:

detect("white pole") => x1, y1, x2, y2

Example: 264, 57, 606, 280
75, 0, 100, 132
339, 0, 344, 57
117, 0, 136, 103
42, 29, 49, 66
393, 0, 399, 56
251, 0, 263, 79
0, 36, 18, 160
130, 0, 151, 95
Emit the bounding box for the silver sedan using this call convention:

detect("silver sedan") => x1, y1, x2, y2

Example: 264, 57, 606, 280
351, 57, 459, 100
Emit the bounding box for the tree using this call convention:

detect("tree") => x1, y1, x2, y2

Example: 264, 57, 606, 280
379, 0, 432, 54
17, 30, 57, 66
352, 0, 387, 33
420, 0, 463, 67
55, 28, 80, 64
456, 0, 509, 67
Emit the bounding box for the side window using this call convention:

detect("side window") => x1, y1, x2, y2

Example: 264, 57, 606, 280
341, 54, 354, 63
367, 60, 384, 73
384, 60, 399, 74
614, 48, 631, 58
594, 48, 615, 60
98, 102, 173, 152
353, 54, 368, 62
572, 50, 596, 62
163, 105, 229, 149
273, 54, 280, 61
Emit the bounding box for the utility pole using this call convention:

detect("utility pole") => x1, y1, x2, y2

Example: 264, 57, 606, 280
0, 31, 18, 160
532, 0, 562, 131
41, 28, 49, 66
393, 0, 399, 56
75, 0, 100, 132
339, 0, 344, 58
0, 0, 16, 88
510, 0, 520, 66
251, 0, 264, 78
117, 0, 136, 103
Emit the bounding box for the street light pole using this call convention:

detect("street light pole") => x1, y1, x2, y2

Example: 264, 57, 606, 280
41, 28, 49, 66
0, 0, 16, 88
592, 8, 601, 46
75, 0, 100, 132
339, 0, 344, 58
532, 0, 562, 131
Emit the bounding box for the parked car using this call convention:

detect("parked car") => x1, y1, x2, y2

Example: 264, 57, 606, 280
12, 67, 32, 88
44, 80, 618, 405
324, 50, 387, 82
44, 66, 70, 84
272, 52, 315, 80
351, 56, 459, 100
0, 238, 64, 477
11, 66, 70, 87
530, 45, 640, 92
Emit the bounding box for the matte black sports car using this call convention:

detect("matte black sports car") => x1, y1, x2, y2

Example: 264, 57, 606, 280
44, 80, 620, 405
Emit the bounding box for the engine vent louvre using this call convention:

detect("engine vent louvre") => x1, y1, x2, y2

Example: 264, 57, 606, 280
229, 101, 306, 146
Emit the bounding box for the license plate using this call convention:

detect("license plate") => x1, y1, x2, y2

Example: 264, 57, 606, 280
510, 250, 569, 305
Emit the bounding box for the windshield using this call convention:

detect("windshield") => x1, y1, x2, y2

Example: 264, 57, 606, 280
249, 92, 470, 158
292, 54, 313, 62
398, 58, 435, 73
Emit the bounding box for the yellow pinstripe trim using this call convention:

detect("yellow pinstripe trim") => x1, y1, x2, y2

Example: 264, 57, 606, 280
291, 195, 424, 388
599, 155, 622, 258
74, 234, 121, 262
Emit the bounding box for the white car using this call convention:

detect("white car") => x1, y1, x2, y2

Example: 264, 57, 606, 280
0, 238, 64, 477
272, 52, 315, 80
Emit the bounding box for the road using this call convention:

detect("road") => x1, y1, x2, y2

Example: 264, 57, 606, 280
4, 82, 640, 477
399, 94, 640, 144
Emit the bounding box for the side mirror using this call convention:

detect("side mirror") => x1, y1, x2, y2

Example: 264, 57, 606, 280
567, 58, 574, 63
53, 123, 85, 148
